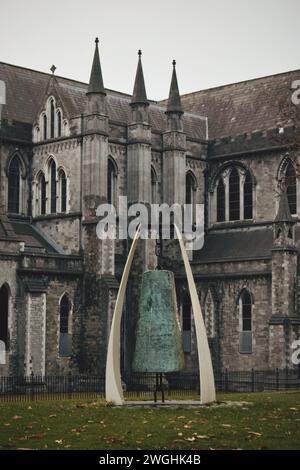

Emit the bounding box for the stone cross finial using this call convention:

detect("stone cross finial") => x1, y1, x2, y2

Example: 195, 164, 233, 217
50, 65, 56, 74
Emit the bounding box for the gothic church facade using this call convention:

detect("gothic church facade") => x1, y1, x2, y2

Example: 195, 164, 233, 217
0, 40, 299, 377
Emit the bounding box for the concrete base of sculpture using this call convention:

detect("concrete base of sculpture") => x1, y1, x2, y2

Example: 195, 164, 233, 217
112, 400, 212, 408
105, 225, 216, 405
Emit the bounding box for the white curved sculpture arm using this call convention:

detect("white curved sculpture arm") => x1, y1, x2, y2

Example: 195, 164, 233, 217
105, 224, 216, 405
105, 225, 141, 404
175, 224, 216, 404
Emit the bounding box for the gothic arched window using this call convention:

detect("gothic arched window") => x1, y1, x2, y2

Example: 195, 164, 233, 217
285, 161, 297, 215
182, 292, 192, 353
216, 178, 225, 222
8, 156, 21, 213
243, 172, 253, 220
107, 158, 117, 205
229, 168, 240, 221
239, 290, 253, 354
59, 169, 67, 213
59, 294, 72, 357
43, 114, 47, 140
40, 173, 46, 215
49, 160, 57, 213
151, 166, 158, 204
186, 172, 196, 224
186, 172, 195, 205
50, 99, 55, 138
0, 284, 9, 350
57, 110, 62, 137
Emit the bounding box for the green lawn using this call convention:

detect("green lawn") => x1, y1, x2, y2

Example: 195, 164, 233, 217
0, 392, 299, 450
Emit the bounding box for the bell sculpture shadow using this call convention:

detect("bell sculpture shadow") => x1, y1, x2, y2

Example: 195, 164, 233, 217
105, 224, 216, 405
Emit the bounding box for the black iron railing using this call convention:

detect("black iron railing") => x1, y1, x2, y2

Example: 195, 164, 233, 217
0, 368, 300, 402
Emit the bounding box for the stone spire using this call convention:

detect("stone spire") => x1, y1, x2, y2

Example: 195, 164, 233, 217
87, 37, 106, 95
166, 60, 183, 114
275, 189, 293, 223
131, 50, 148, 106
273, 187, 295, 248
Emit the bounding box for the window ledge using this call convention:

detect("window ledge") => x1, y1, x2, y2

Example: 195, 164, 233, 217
33, 212, 81, 221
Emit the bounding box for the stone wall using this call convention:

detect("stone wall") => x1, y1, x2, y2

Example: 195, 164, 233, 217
24, 292, 46, 375
43, 276, 82, 374
0, 256, 20, 375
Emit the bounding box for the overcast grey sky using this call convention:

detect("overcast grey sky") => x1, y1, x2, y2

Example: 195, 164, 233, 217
1, 0, 300, 100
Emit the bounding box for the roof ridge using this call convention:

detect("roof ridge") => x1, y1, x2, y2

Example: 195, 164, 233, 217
0, 61, 133, 99
170, 68, 300, 100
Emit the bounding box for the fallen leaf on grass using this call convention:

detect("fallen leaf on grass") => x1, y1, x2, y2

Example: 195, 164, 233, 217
55, 440, 63, 445
104, 436, 125, 444
12, 415, 22, 420
28, 434, 45, 440
248, 432, 262, 437
221, 424, 232, 428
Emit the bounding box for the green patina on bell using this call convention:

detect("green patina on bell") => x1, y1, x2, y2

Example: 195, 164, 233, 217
132, 270, 185, 373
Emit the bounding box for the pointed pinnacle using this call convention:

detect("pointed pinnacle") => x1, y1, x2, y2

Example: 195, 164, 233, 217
87, 37, 106, 95
131, 49, 148, 105
166, 59, 183, 114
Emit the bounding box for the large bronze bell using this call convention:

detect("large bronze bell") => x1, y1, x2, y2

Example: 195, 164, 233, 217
132, 270, 185, 373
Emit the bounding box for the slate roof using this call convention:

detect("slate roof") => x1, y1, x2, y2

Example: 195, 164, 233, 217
0, 211, 17, 240
194, 228, 274, 263
194, 225, 300, 263
10, 221, 57, 254
0, 62, 207, 140
160, 69, 300, 140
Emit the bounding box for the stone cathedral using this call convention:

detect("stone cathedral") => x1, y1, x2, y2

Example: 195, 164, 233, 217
0, 39, 300, 377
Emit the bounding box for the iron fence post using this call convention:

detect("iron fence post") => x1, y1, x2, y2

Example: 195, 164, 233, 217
251, 368, 255, 392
